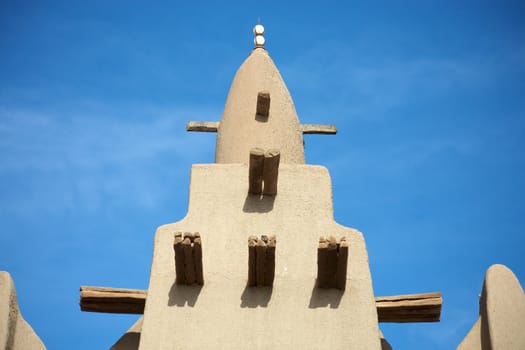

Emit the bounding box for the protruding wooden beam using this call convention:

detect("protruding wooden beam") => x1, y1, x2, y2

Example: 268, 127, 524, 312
317, 237, 330, 287
186, 121, 220, 132
336, 237, 348, 290
183, 235, 196, 285
262, 149, 280, 195
193, 233, 204, 285
173, 233, 185, 284
376, 292, 442, 323
247, 236, 258, 287
186, 121, 337, 135
265, 235, 276, 286
249, 148, 265, 195
79, 286, 146, 314
301, 124, 337, 135
80, 287, 442, 323
255, 240, 267, 287
256, 91, 271, 120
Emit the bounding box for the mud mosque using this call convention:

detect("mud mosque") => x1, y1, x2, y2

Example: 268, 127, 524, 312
1, 24, 524, 350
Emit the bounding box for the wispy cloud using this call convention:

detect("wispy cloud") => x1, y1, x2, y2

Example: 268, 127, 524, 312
0, 103, 217, 215
281, 40, 524, 122
324, 135, 480, 179
0, 105, 214, 169
421, 288, 479, 348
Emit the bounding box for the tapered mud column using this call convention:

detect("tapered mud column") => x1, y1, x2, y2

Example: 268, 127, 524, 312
173, 232, 204, 285
317, 236, 348, 290
247, 235, 276, 287
138, 24, 386, 349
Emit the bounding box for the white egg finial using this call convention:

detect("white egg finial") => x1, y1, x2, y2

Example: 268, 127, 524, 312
253, 22, 265, 49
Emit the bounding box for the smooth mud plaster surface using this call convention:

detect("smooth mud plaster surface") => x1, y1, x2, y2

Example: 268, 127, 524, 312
139, 164, 381, 349
0, 272, 46, 350
215, 49, 305, 165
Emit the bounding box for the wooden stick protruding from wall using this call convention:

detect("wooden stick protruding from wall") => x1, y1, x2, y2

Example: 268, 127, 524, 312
317, 236, 348, 290
247, 235, 276, 287
262, 149, 280, 195
186, 121, 338, 135
376, 292, 442, 323
248, 148, 280, 195
249, 148, 265, 195
256, 91, 271, 120
80, 286, 442, 323
79, 286, 146, 314
173, 232, 204, 285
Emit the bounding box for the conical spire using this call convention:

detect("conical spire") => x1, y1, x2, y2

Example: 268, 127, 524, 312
215, 24, 305, 164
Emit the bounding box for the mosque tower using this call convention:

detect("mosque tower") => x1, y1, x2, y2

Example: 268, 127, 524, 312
77, 24, 524, 350
137, 23, 384, 349
1, 22, 524, 350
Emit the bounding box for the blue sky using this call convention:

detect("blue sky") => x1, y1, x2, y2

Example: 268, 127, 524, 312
1, 1, 524, 349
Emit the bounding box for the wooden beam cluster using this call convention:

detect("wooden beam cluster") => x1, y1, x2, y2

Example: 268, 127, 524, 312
248, 235, 276, 287
79, 286, 442, 324
248, 148, 281, 195
173, 232, 204, 285
376, 292, 442, 323
79, 286, 146, 314
317, 236, 348, 290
